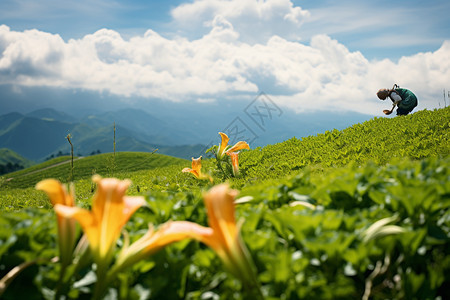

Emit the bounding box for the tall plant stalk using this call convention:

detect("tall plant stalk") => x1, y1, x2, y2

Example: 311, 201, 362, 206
66, 134, 74, 182
112, 122, 116, 175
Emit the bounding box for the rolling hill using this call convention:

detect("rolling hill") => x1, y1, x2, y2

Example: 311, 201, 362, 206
0, 109, 205, 161
0, 148, 33, 166
0, 148, 34, 175
3, 106, 448, 191
1, 151, 187, 189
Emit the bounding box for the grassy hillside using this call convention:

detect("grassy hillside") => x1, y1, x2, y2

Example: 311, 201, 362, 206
1, 107, 448, 205
0, 148, 34, 175
0, 148, 34, 167
0, 107, 448, 299
1, 151, 187, 190
236, 107, 449, 182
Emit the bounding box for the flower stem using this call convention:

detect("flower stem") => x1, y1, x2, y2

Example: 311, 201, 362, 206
216, 160, 230, 179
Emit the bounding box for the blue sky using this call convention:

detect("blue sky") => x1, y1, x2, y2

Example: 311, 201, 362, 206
2, 0, 448, 60
1, 0, 449, 114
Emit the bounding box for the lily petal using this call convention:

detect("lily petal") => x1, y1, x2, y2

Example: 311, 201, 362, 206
133, 221, 212, 255
226, 152, 240, 177
115, 221, 214, 271
191, 156, 202, 173
217, 132, 230, 159
201, 184, 262, 297
226, 141, 250, 154
203, 184, 239, 252
54, 205, 97, 250
36, 179, 77, 267
36, 179, 74, 207
182, 168, 200, 178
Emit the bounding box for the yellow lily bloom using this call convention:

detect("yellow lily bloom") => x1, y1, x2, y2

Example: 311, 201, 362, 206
217, 132, 230, 159
225, 141, 250, 155
226, 151, 241, 177
182, 156, 202, 178
114, 221, 213, 272
36, 179, 77, 267
201, 184, 238, 253
195, 184, 262, 296
217, 132, 250, 160
108, 184, 261, 298
182, 156, 212, 182
53, 175, 146, 268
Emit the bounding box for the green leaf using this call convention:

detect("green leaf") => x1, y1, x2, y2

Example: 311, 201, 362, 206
362, 215, 407, 243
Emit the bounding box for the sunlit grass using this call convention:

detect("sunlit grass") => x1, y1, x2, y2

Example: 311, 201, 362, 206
1, 152, 188, 189
0, 107, 449, 299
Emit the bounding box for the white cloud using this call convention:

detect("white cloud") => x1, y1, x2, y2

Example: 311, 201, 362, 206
0, 23, 449, 115
299, 0, 450, 59
170, 0, 310, 43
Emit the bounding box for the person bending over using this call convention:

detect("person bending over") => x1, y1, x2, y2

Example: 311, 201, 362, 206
377, 84, 418, 115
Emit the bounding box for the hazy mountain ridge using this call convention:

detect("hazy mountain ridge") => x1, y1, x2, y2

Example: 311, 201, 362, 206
26, 108, 78, 123
0, 109, 206, 161
80, 108, 194, 146
0, 113, 76, 160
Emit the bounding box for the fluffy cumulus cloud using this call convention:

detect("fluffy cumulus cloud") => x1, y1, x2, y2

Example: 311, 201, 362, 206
0, 0, 449, 115
170, 0, 310, 43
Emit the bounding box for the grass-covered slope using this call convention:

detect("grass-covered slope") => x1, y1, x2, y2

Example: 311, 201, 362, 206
0, 108, 448, 299
237, 107, 449, 181
0, 107, 448, 208
0, 148, 33, 167
1, 152, 187, 190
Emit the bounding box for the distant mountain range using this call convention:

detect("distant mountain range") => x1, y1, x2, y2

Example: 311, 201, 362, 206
0, 108, 205, 161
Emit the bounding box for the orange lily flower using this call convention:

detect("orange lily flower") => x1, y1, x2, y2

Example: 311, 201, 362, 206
106, 184, 261, 298
226, 151, 241, 177
199, 184, 243, 266
225, 141, 250, 155
217, 132, 230, 159
53, 175, 145, 269
217, 132, 250, 160
195, 184, 262, 296
182, 156, 212, 181
113, 221, 213, 272
36, 179, 77, 267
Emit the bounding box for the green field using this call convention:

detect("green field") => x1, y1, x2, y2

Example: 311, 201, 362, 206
0, 107, 449, 299
2, 151, 187, 189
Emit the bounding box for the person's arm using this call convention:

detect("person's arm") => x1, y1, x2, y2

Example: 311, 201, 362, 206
383, 103, 396, 115
383, 91, 402, 115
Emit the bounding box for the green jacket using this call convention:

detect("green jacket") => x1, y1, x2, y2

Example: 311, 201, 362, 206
394, 88, 418, 110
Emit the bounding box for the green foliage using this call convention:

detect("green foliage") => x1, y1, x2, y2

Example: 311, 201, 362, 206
237, 107, 449, 182
0, 107, 449, 299
1, 156, 448, 299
